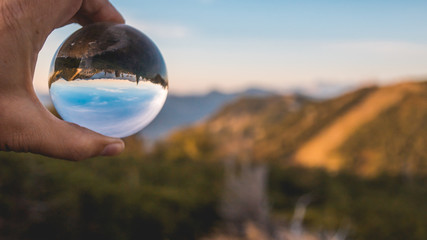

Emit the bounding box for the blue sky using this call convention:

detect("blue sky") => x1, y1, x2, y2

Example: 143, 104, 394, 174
34, 0, 427, 95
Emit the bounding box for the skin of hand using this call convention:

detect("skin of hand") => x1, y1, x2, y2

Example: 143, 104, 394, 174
0, 0, 126, 161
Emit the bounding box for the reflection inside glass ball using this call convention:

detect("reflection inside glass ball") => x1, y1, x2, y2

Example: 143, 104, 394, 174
49, 23, 168, 138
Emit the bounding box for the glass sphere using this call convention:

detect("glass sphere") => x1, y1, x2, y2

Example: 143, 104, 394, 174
49, 23, 168, 138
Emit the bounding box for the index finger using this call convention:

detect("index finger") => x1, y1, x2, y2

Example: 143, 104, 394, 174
73, 0, 125, 26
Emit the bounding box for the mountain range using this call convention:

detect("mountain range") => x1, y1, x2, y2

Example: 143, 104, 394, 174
139, 88, 274, 140
159, 80, 427, 176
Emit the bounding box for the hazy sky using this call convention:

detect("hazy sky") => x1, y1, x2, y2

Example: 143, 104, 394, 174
34, 0, 427, 95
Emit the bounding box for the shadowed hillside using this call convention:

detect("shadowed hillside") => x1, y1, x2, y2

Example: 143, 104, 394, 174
140, 89, 275, 140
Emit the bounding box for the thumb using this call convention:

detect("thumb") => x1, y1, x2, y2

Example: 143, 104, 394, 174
1, 97, 125, 161
40, 116, 126, 161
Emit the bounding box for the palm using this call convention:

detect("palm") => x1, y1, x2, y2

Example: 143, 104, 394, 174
0, 0, 125, 160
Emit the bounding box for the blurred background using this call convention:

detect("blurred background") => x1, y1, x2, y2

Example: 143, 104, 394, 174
2, 0, 427, 239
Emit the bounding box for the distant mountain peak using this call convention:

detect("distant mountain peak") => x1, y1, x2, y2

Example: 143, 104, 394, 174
140, 87, 277, 140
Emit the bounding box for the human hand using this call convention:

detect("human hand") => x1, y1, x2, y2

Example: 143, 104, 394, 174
0, 0, 126, 161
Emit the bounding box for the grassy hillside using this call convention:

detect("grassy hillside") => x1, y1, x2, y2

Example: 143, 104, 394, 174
0, 149, 223, 240
340, 82, 427, 176
1, 150, 426, 240
164, 81, 427, 176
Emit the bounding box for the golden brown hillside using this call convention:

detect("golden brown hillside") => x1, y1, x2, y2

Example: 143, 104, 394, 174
294, 82, 424, 173
160, 81, 427, 176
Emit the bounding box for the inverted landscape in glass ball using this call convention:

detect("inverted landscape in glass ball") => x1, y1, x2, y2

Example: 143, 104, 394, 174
49, 23, 168, 138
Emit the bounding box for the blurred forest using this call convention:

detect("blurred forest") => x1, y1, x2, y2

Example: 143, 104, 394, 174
1, 81, 427, 240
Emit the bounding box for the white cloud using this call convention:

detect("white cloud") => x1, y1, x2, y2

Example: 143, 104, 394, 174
122, 97, 138, 101
127, 20, 192, 40
325, 41, 427, 55
96, 87, 124, 93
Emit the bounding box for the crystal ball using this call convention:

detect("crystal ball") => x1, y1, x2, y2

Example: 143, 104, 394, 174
49, 23, 168, 138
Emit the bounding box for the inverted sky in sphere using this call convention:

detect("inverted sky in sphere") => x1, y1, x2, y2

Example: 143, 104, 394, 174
50, 79, 167, 138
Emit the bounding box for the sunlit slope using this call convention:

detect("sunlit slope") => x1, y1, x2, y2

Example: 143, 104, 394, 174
162, 81, 427, 176
294, 82, 424, 173
339, 82, 427, 176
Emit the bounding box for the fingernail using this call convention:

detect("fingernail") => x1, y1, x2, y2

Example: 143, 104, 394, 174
100, 142, 124, 156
